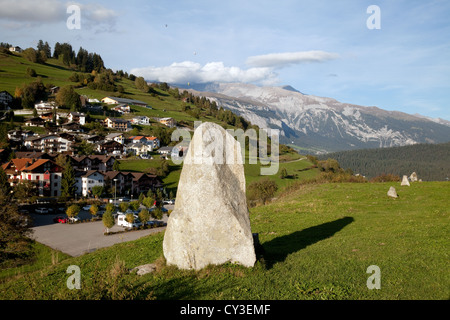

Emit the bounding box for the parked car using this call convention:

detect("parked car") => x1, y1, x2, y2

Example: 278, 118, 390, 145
163, 199, 175, 205
53, 216, 67, 223
82, 205, 91, 211
35, 207, 49, 214
117, 213, 142, 228
68, 216, 80, 223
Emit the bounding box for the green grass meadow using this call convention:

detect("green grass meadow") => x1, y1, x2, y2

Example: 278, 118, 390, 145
1, 181, 448, 300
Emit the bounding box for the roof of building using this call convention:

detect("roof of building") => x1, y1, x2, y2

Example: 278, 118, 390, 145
102, 97, 147, 105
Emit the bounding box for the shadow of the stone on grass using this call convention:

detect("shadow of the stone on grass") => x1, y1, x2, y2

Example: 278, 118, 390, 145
262, 216, 354, 269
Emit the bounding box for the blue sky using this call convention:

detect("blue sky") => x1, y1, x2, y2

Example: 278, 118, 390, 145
1, 0, 449, 121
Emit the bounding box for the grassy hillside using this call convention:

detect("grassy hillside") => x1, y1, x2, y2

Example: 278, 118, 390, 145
1, 181, 448, 300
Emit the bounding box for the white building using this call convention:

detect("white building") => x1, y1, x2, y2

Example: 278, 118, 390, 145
105, 133, 125, 144
67, 112, 86, 125
131, 116, 150, 125
75, 170, 105, 197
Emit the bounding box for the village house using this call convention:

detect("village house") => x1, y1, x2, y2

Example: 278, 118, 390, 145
103, 171, 163, 197
1, 158, 63, 197
158, 117, 176, 128
127, 135, 160, 149
35, 101, 57, 113
146, 136, 160, 149
104, 117, 131, 132
131, 116, 150, 125
67, 112, 86, 125
111, 104, 131, 114
39, 112, 54, 122
74, 170, 105, 197
101, 96, 148, 107
82, 134, 103, 144
105, 132, 125, 144
61, 122, 83, 133
0, 91, 13, 108
70, 155, 116, 172
124, 142, 153, 156
24, 134, 74, 154
7, 129, 36, 143
25, 117, 45, 127
96, 140, 123, 155
9, 46, 22, 53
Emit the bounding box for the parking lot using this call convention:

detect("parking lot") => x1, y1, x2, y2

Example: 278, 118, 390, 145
29, 206, 172, 257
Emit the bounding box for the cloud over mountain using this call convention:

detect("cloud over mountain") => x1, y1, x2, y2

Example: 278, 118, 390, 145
130, 61, 278, 85
131, 50, 339, 85
246, 51, 340, 68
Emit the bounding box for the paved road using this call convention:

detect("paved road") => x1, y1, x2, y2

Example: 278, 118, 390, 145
29, 208, 172, 257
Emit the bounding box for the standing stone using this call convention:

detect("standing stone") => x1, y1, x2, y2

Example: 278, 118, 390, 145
163, 122, 256, 270
401, 175, 410, 186
410, 172, 418, 182
387, 186, 398, 198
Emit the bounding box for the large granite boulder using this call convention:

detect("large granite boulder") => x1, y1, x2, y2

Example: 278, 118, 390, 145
163, 122, 256, 270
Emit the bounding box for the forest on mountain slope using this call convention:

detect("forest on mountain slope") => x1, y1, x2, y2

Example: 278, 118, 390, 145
319, 142, 450, 181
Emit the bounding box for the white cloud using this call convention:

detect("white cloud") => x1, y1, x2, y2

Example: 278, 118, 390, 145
0, 0, 65, 22
246, 51, 340, 68
0, 0, 117, 31
131, 61, 278, 85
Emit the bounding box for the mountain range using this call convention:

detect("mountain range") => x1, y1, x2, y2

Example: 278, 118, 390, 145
176, 82, 450, 154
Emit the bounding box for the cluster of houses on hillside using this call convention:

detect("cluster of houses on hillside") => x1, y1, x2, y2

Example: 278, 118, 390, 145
0, 93, 186, 200
1, 92, 177, 132
1, 151, 164, 199
8, 128, 166, 158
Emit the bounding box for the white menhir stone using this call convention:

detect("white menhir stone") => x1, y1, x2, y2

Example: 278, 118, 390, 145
387, 186, 398, 198
163, 122, 256, 270
401, 175, 410, 186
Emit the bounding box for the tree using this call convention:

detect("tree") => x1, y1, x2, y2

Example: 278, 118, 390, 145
105, 203, 115, 213
61, 161, 76, 199
125, 213, 135, 225
112, 160, 120, 171
142, 196, 154, 209
135, 76, 149, 92
55, 154, 69, 168
0, 166, 11, 195
89, 204, 99, 217
280, 167, 288, 179
77, 140, 95, 156
26, 67, 37, 77
247, 178, 278, 205
66, 204, 80, 221
102, 211, 115, 233
92, 186, 104, 199
138, 209, 150, 227
138, 192, 145, 204
118, 202, 129, 213
56, 85, 81, 111
13, 180, 36, 202
129, 200, 140, 211
151, 207, 163, 220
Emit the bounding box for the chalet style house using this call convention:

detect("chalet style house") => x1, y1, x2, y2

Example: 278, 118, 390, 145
1, 158, 64, 197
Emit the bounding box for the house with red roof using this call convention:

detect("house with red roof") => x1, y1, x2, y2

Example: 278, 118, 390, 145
2, 158, 63, 197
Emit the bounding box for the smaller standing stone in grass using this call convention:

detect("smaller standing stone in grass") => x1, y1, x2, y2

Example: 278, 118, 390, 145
130, 263, 156, 276
401, 175, 410, 186
410, 172, 418, 182
387, 186, 398, 198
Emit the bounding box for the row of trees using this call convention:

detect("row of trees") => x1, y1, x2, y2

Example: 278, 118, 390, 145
53, 42, 105, 72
